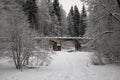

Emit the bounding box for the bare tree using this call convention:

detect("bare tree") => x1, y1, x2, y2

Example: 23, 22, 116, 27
1, 0, 36, 69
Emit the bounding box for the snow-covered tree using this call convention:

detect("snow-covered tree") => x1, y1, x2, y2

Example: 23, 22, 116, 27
82, 0, 120, 63
80, 4, 87, 37
73, 5, 81, 37
53, 0, 61, 24
67, 6, 75, 37
0, 0, 37, 69
37, 0, 68, 37
23, 0, 39, 30
59, 5, 68, 36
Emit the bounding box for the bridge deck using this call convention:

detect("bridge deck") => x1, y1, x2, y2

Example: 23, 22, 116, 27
34, 37, 92, 40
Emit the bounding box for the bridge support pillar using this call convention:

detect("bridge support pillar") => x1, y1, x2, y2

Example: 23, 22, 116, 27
74, 40, 81, 51
53, 44, 61, 51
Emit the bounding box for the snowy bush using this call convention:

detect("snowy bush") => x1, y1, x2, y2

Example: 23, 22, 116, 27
26, 39, 55, 68
28, 49, 53, 67
90, 52, 109, 65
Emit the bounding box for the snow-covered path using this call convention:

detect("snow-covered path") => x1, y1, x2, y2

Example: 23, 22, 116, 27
47, 51, 91, 80
0, 51, 120, 80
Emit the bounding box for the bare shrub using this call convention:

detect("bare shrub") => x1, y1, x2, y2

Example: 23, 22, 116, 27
90, 52, 105, 65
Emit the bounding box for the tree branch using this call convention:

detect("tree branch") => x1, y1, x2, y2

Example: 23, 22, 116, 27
93, 30, 120, 44
113, 12, 120, 16
99, 1, 120, 23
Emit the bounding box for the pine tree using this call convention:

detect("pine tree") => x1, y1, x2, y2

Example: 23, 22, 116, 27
67, 6, 74, 37
80, 4, 87, 37
59, 5, 68, 36
23, 0, 39, 30
73, 5, 80, 37
53, 0, 61, 24
81, 4, 87, 18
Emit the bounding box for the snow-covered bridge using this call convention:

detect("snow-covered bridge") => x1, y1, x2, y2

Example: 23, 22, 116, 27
34, 37, 92, 51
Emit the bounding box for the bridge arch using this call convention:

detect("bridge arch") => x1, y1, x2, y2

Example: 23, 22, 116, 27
49, 39, 81, 51
34, 37, 91, 51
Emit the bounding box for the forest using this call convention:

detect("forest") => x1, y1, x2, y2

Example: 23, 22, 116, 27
0, 0, 120, 79
0, 0, 88, 69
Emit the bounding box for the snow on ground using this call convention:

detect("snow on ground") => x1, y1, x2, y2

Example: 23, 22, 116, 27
0, 51, 120, 80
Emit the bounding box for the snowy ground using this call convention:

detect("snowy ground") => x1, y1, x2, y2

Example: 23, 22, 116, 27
0, 51, 120, 80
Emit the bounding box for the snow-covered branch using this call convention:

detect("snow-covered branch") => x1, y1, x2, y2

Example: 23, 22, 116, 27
113, 12, 120, 16
93, 30, 120, 44
99, 1, 120, 23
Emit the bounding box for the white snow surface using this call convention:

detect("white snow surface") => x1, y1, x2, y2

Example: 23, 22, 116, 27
0, 51, 120, 80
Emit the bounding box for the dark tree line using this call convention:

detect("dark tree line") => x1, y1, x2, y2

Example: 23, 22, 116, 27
21, 0, 87, 37
67, 4, 87, 37
53, 0, 61, 24
22, 0, 67, 37
23, 0, 39, 30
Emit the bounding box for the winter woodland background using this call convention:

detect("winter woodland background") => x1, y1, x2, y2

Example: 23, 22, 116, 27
0, 0, 120, 77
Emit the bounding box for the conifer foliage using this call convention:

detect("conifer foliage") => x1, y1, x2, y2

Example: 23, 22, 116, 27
67, 6, 74, 37
73, 6, 81, 37
53, 0, 61, 24
80, 4, 87, 37
67, 5, 87, 37
23, 0, 39, 30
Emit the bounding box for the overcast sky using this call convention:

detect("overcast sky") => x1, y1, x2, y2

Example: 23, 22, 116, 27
59, 0, 83, 14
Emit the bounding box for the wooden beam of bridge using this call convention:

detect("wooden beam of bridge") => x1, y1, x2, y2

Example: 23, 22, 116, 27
34, 37, 92, 40
34, 37, 92, 44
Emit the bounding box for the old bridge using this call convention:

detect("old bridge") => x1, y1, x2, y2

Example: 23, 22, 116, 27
34, 37, 91, 51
